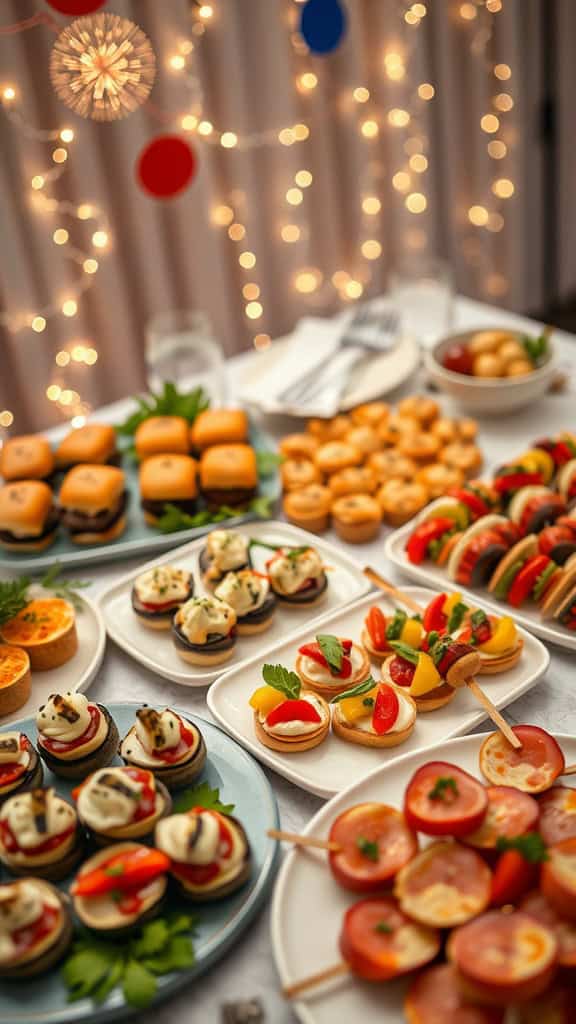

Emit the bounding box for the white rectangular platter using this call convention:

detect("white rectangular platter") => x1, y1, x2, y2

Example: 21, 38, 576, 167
207, 587, 550, 798
385, 524, 576, 652
97, 521, 372, 687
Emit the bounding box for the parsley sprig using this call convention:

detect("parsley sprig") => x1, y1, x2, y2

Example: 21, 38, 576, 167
496, 832, 548, 863
157, 496, 273, 534
38, 564, 91, 609
262, 663, 301, 699
428, 776, 459, 802
173, 781, 235, 816
116, 382, 209, 437
521, 332, 549, 367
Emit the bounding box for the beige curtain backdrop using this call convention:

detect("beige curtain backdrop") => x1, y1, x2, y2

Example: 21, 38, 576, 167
0, 0, 551, 431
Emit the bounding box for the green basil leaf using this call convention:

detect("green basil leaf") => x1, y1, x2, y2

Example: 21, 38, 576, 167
262, 663, 301, 699
330, 676, 376, 703
389, 641, 419, 665
316, 633, 343, 672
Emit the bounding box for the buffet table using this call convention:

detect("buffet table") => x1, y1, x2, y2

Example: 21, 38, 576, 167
12, 296, 576, 1023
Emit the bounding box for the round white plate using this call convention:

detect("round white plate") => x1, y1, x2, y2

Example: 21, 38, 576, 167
271, 731, 576, 1024
0, 587, 105, 727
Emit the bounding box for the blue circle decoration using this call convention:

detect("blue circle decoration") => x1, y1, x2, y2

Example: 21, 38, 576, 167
300, 0, 347, 55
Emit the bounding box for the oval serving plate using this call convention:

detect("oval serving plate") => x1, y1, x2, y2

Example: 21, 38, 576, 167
0, 702, 279, 1023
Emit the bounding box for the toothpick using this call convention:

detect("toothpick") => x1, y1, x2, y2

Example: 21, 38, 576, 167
283, 961, 350, 999
267, 828, 340, 852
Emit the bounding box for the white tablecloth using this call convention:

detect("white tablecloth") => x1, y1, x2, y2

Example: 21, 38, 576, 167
7, 297, 576, 1023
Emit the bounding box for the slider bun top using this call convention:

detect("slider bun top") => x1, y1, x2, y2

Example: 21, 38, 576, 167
59, 464, 125, 512
0, 435, 54, 482
55, 423, 116, 467
135, 416, 190, 458
191, 409, 248, 450
0, 480, 53, 533
200, 444, 257, 490
139, 454, 198, 501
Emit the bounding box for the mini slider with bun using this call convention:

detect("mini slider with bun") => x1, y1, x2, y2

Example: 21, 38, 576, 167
134, 415, 190, 459
0, 435, 54, 483
131, 565, 194, 629
0, 481, 58, 552
190, 408, 248, 451
199, 443, 258, 507
55, 423, 119, 470
59, 464, 127, 544
139, 454, 198, 526
172, 595, 237, 666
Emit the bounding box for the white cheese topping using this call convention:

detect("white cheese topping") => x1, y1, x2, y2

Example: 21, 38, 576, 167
260, 693, 327, 737
0, 880, 60, 965
214, 570, 269, 616
36, 692, 92, 742
354, 689, 415, 734
300, 643, 365, 684
134, 566, 190, 606
175, 597, 236, 644
0, 733, 29, 771
1, 788, 76, 849
205, 530, 248, 575
76, 768, 149, 831
155, 810, 246, 875
268, 548, 323, 595
120, 709, 199, 769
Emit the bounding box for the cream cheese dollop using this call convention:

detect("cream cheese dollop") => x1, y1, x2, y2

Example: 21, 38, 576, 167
268, 548, 323, 595
205, 530, 248, 576
0, 733, 29, 771
214, 570, 269, 616
175, 597, 236, 644
120, 708, 198, 769
36, 692, 92, 742
1, 788, 76, 849
0, 880, 60, 965
76, 768, 150, 831
155, 810, 246, 875
260, 694, 327, 737
134, 566, 190, 606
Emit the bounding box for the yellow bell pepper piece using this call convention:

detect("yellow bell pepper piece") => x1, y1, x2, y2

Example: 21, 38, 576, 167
339, 685, 379, 724
518, 449, 554, 484
409, 652, 441, 697
249, 685, 285, 716
400, 618, 424, 649
477, 615, 517, 654
442, 591, 463, 616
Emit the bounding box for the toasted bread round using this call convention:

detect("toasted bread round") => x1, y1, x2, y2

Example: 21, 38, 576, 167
540, 558, 576, 619
332, 698, 416, 747
253, 703, 330, 752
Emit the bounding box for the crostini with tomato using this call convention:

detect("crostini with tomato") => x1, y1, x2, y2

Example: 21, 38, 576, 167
331, 677, 417, 748
249, 663, 330, 753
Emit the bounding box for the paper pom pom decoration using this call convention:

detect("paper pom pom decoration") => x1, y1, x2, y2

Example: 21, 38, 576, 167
49, 12, 156, 122
45, 0, 106, 13
300, 0, 347, 55
137, 136, 197, 199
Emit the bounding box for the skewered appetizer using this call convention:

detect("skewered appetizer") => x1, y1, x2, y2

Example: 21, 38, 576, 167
0, 878, 73, 978
507, 486, 566, 535
265, 545, 328, 606
155, 807, 251, 901
421, 592, 523, 673
381, 635, 480, 712
488, 535, 563, 608
0, 597, 77, 671
0, 732, 43, 805
339, 896, 441, 982
71, 842, 169, 937
361, 606, 424, 663
131, 565, 194, 629
0, 787, 83, 880
198, 528, 250, 586
120, 707, 206, 789
0, 645, 30, 717
446, 517, 519, 586
328, 803, 418, 891
538, 516, 576, 564
0, 481, 58, 552
538, 784, 576, 845
249, 664, 330, 753
557, 458, 576, 507
463, 785, 539, 853
331, 678, 417, 748
73, 765, 172, 845
395, 840, 492, 928
172, 596, 237, 666
295, 633, 370, 697
214, 568, 276, 634
479, 725, 565, 794
36, 693, 119, 780
405, 963, 505, 1024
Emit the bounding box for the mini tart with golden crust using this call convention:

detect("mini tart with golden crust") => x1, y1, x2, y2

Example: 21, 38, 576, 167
475, 634, 524, 674
281, 457, 321, 492
282, 484, 332, 534
332, 685, 417, 748
377, 480, 430, 527
0, 645, 31, 717
279, 433, 319, 461
295, 640, 371, 698
0, 787, 84, 882
331, 494, 382, 544
440, 443, 483, 478
350, 401, 390, 428
254, 691, 330, 753
74, 766, 172, 846
172, 596, 237, 666
398, 396, 439, 426
0, 877, 73, 979
71, 842, 168, 938
307, 415, 351, 442
327, 466, 377, 498
0, 598, 77, 672
381, 656, 456, 713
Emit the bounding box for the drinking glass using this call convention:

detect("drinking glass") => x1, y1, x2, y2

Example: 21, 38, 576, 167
389, 256, 454, 347
145, 310, 226, 404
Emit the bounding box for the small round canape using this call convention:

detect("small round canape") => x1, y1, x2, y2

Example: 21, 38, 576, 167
281, 457, 321, 492
172, 596, 237, 666
315, 441, 362, 476
366, 450, 416, 484
332, 678, 417, 748
344, 426, 380, 458
279, 432, 319, 461
0, 598, 77, 671
74, 766, 172, 846
307, 415, 351, 442
131, 565, 194, 630
120, 707, 206, 790
415, 463, 464, 499
198, 528, 250, 587
214, 569, 276, 635
0, 645, 31, 717
453, 610, 524, 675
327, 466, 377, 498
155, 808, 252, 902
377, 480, 430, 527
399, 433, 442, 465
250, 665, 330, 753
361, 606, 424, 665
331, 494, 382, 543
0, 732, 43, 806
0, 787, 83, 881
282, 484, 332, 534
266, 546, 328, 607
381, 650, 455, 712
350, 401, 390, 428
440, 443, 483, 479
378, 414, 419, 447
398, 396, 439, 426
0, 878, 73, 979
71, 842, 169, 938
36, 693, 119, 780
295, 634, 371, 698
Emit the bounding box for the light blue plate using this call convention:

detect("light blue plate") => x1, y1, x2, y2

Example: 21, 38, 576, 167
0, 422, 280, 573
0, 702, 279, 1023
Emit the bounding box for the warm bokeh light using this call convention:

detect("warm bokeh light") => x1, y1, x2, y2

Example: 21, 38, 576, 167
198, 120, 213, 136
494, 63, 511, 80
384, 52, 405, 81
198, 4, 213, 18
62, 299, 78, 317
253, 333, 271, 350
405, 192, 427, 213
31, 175, 45, 190
392, 172, 410, 192
46, 385, 61, 401
409, 154, 428, 172
353, 87, 370, 103
412, 3, 427, 15
84, 348, 98, 365
388, 108, 410, 128
295, 170, 313, 187
243, 283, 260, 300
220, 132, 238, 148
181, 114, 198, 131
481, 114, 499, 133
494, 93, 514, 112
487, 212, 504, 232
60, 128, 74, 143
239, 251, 256, 269
169, 55, 186, 71
361, 119, 379, 139
56, 350, 71, 367
59, 389, 74, 406
492, 177, 515, 198
344, 279, 363, 299
212, 205, 234, 226
278, 128, 295, 146
293, 123, 310, 141
362, 196, 381, 215
52, 147, 68, 163
486, 0, 503, 11
31, 316, 46, 333
361, 240, 382, 260
245, 301, 263, 319
3, 87, 15, 101
92, 230, 109, 248
294, 269, 321, 294
468, 205, 489, 226
77, 204, 93, 220
332, 271, 350, 288
83, 258, 99, 274
286, 187, 303, 206
53, 228, 69, 245
0, 410, 14, 427
459, 3, 477, 19
281, 224, 301, 243
418, 83, 435, 100
298, 72, 317, 92
487, 140, 507, 159
228, 223, 246, 241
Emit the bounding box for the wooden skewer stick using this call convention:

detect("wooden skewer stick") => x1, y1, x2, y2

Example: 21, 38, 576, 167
562, 764, 576, 776
283, 961, 350, 999
364, 565, 522, 750
267, 828, 340, 852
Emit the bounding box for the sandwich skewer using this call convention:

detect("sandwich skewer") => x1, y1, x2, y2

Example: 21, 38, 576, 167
364, 566, 522, 749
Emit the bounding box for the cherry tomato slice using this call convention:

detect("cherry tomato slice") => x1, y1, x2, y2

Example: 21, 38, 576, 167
372, 684, 399, 734
339, 896, 440, 982
422, 593, 448, 633
490, 849, 539, 907
328, 803, 418, 892
406, 517, 457, 565
395, 841, 492, 928
266, 699, 321, 726
404, 761, 488, 837
538, 786, 576, 845
541, 837, 576, 922
388, 655, 416, 688
521, 890, 576, 967
405, 964, 505, 1024
479, 725, 565, 794
297, 643, 328, 668
464, 786, 539, 850
365, 607, 387, 650
507, 554, 554, 608
538, 524, 576, 562
442, 343, 474, 376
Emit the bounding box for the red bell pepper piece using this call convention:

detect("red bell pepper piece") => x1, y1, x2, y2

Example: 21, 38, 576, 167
72, 847, 170, 897
266, 699, 321, 726
422, 593, 448, 633
365, 607, 387, 650
490, 849, 538, 907
298, 643, 328, 668
493, 471, 543, 494
448, 488, 490, 520
372, 685, 399, 735
507, 554, 552, 608
405, 518, 456, 565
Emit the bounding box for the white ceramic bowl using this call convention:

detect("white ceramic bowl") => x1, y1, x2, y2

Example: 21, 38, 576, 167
425, 328, 556, 415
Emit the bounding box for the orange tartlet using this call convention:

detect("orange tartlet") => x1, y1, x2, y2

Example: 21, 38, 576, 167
0, 645, 31, 716
0, 598, 78, 671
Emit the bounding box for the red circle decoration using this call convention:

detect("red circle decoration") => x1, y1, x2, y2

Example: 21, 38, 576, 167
137, 136, 197, 199
45, 0, 107, 13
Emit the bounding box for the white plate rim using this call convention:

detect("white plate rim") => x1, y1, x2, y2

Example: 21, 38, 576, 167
270, 729, 576, 1024
384, 523, 576, 652
208, 587, 550, 798
97, 520, 372, 687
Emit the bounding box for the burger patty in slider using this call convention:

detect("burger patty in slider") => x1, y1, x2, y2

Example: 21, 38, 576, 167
59, 464, 127, 545
0, 480, 58, 552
